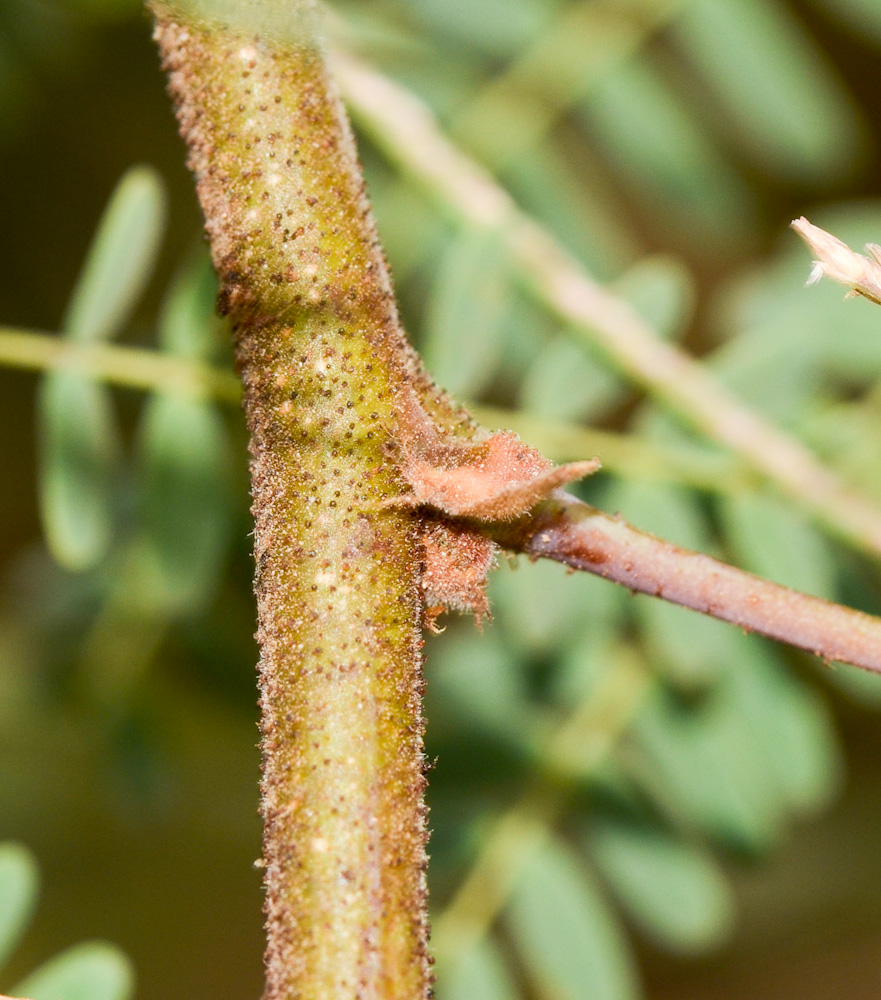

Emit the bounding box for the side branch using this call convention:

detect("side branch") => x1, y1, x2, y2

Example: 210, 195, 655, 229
490, 493, 881, 674
332, 50, 881, 562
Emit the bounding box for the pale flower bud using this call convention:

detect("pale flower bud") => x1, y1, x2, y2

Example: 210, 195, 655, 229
791, 216, 881, 306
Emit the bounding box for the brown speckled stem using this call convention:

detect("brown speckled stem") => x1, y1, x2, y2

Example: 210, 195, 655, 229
491, 492, 881, 673
151, 8, 433, 999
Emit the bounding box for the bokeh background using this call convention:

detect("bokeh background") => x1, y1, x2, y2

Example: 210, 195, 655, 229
3, 0, 881, 998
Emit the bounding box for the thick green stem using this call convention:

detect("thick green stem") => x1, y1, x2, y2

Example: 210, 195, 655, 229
151, 8, 431, 998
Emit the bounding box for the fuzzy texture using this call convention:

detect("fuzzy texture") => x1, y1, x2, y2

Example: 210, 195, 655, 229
393, 389, 599, 520
393, 390, 599, 629
419, 519, 497, 629
151, 12, 434, 999
150, 5, 599, 998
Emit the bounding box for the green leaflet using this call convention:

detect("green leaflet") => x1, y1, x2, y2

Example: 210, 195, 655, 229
0, 843, 39, 972
521, 255, 692, 422
422, 226, 510, 399
722, 636, 842, 815
37, 167, 166, 571
491, 555, 625, 659
608, 459, 715, 555
709, 314, 827, 424
62, 167, 166, 344
435, 939, 521, 1000
0, 849, 133, 1000
136, 393, 232, 617
586, 818, 735, 954
551, 623, 630, 709
580, 55, 756, 246
403, 0, 555, 58
367, 176, 448, 286
37, 371, 120, 571
628, 634, 841, 852
718, 493, 837, 599
672, 0, 865, 182
812, 0, 881, 46
804, 401, 881, 505
157, 248, 219, 361
612, 255, 695, 343
520, 332, 623, 424
630, 681, 784, 853
822, 660, 881, 707
507, 837, 639, 1000
427, 627, 534, 749
13, 943, 134, 1000
136, 245, 234, 616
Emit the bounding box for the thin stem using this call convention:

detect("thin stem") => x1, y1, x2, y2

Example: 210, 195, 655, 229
0, 327, 240, 401
490, 492, 881, 673
0, 328, 765, 496
332, 51, 881, 562
431, 647, 651, 972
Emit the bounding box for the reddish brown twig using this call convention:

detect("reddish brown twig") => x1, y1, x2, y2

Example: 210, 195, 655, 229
490, 492, 881, 673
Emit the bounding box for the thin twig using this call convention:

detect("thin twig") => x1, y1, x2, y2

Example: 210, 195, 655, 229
331, 51, 881, 562
0, 327, 240, 401
0, 328, 766, 496
489, 492, 881, 674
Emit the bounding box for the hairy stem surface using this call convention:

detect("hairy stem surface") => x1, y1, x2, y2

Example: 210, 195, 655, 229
151, 7, 432, 998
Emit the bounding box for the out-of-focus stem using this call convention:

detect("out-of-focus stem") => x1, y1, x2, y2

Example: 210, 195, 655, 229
452, 0, 685, 168
0, 327, 240, 400
472, 404, 758, 495
490, 492, 881, 673
332, 50, 881, 562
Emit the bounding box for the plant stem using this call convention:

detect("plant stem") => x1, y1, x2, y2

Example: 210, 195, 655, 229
150, 6, 432, 998
146, 7, 881, 999
332, 50, 881, 562
0, 327, 763, 494
0, 327, 240, 401
490, 492, 881, 673
12, 314, 878, 672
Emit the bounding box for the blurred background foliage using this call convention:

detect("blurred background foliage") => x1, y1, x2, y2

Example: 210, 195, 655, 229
3, 0, 881, 998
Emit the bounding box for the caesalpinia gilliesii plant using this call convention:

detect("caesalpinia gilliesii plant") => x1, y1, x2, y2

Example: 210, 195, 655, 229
138, 1, 881, 998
